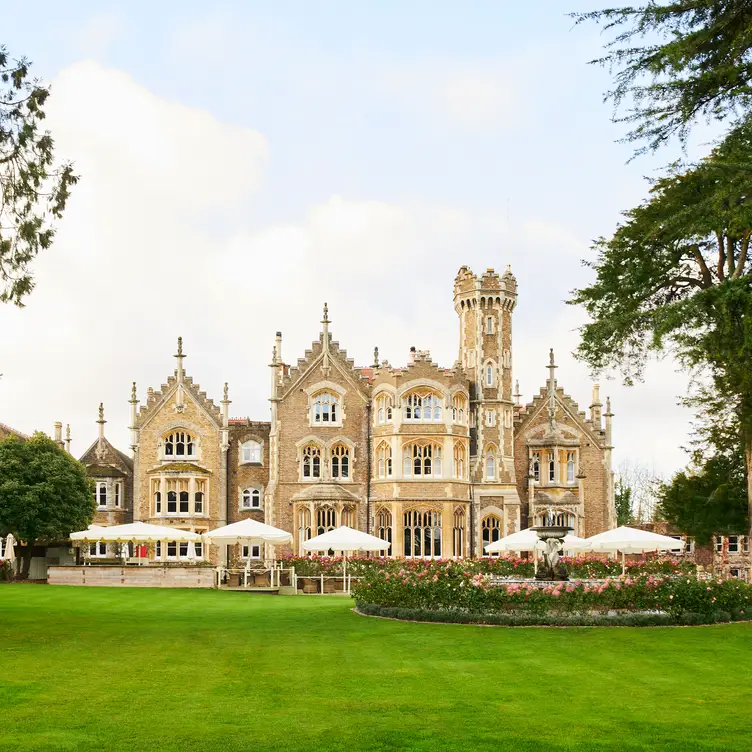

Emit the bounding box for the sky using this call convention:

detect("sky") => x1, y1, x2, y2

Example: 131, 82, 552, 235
0, 1, 713, 476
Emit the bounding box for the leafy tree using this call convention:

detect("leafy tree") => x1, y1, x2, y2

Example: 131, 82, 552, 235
658, 451, 747, 545
569, 120, 752, 534
572, 2, 752, 154
0, 45, 77, 306
614, 476, 634, 525
0, 433, 94, 578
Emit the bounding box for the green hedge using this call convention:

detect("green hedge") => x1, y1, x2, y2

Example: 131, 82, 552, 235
355, 603, 752, 627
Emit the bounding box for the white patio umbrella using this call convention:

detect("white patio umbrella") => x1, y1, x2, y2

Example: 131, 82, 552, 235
582, 526, 685, 574
302, 526, 391, 588
204, 518, 293, 546
3, 533, 16, 572
484, 528, 586, 554
70, 522, 202, 542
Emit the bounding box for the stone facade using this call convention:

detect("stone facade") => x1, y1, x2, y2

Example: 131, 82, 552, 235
68, 265, 619, 563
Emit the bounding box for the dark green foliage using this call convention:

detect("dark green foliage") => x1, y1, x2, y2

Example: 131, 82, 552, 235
0, 45, 77, 306
570, 120, 752, 534
614, 476, 633, 525
0, 433, 94, 577
356, 602, 749, 627
572, 2, 752, 153
658, 451, 748, 544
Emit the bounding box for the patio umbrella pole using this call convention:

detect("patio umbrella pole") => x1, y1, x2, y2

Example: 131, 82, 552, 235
621, 551, 625, 576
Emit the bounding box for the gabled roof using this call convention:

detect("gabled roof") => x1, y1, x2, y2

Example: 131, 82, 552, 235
516, 383, 605, 447
80, 435, 133, 474
0, 421, 29, 441
136, 373, 223, 429
279, 331, 371, 401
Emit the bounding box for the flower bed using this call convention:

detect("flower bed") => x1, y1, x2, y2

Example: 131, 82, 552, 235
351, 561, 752, 624
278, 554, 695, 579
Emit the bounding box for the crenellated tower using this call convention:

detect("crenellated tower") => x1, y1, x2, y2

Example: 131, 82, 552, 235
454, 266, 521, 550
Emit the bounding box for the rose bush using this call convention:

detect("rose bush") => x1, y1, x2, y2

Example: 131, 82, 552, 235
278, 553, 695, 579
351, 561, 752, 618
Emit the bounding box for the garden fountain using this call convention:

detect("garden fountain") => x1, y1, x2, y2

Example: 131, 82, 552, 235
531, 508, 572, 581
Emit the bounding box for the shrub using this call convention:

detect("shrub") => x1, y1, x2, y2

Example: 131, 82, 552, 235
355, 603, 751, 627
351, 563, 752, 619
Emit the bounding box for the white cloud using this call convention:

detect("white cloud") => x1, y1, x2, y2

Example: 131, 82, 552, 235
386, 62, 521, 130
0, 61, 692, 479
74, 12, 123, 59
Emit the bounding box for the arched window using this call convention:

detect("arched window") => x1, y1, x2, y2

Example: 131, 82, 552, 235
114, 483, 121, 508
341, 505, 356, 528
375, 393, 393, 424
485, 364, 494, 387
452, 393, 467, 424
482, 515, 502, 554
567, 451, 576, 484
241, 440, 262, 464
242, 488, 262, 510
452, 508, 465, 558
403, 390, 442, 422
548, 451, 556, 483
376, 442, 392, 478
301, 444, 322, 479
179, 485, 189, 514
485, 447, 497, 480
154, 490, 162, 514
330, 443, 350, 479
297, 507, 312, 551
532, 451, 541, 482
195, 479, 206, 514
403, 509, 442, 558
453, 442, 466, 479
403, 442, 442, 478
164, 431, 194, 457
486, 316, 494, 335
311, 391, 339, 424
316, 505, 337, 536
376, 508, 392, 551
96, 482, 107, 508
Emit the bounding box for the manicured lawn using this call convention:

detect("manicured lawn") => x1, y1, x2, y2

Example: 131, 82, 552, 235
0, 587, 750, 751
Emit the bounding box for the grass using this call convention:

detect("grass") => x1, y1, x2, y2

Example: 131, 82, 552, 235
0, 587, 750, 752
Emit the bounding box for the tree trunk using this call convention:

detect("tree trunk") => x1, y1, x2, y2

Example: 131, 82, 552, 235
19, 542, 34, 580
746, 442, 752, 543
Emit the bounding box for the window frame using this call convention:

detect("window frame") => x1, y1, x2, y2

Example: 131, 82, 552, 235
402, 442, 443, 479
310, 391, 341, 426
164, 430, 196, 459
241, 440, 263, 465
403, 390, 443, 423
241, 488, 263, 511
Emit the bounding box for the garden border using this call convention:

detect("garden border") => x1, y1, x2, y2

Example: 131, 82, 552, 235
354, 603, 752, 628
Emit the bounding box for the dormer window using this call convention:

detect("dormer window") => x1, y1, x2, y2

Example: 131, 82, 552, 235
165, 431, 194, 458
311, 391, 340, 425
241, 440, 262, 464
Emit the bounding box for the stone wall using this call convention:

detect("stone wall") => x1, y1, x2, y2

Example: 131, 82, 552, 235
48, 565, 214, 588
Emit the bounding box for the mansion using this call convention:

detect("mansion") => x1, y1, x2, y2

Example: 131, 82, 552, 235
75, 266, 618, 564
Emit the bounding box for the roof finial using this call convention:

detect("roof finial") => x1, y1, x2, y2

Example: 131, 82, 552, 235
177, 336, 183, 357
174, 336, 186, 386
223, 382, 229, 401
322, 302, 329, 324
65, 424, 71, 454
547, 348, 557, 432
373, 346, 380, 368
97, 403, 105, 423
514, 379, 521, 405
130, 382, 137, 402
